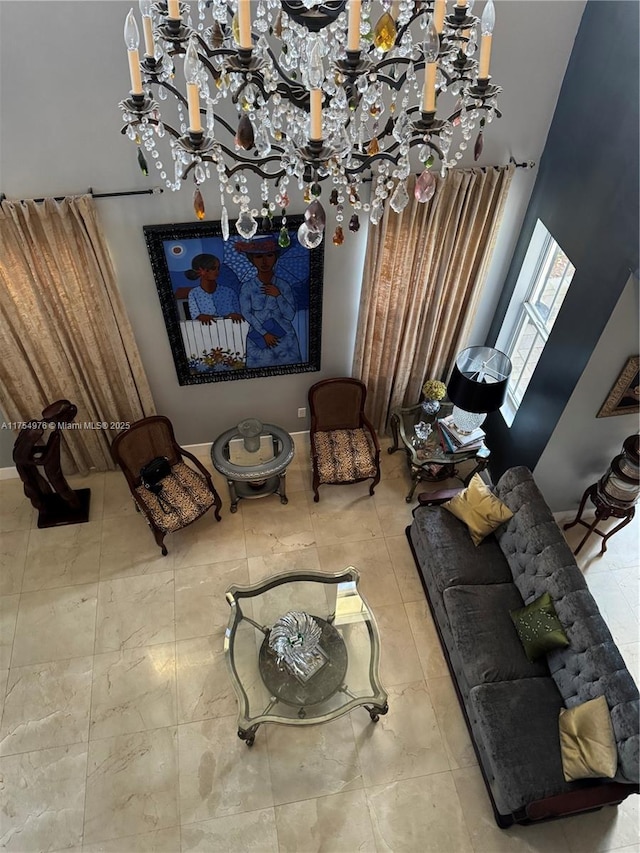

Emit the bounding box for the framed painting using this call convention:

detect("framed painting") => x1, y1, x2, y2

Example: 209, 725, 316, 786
596, 356, 640, 418
143, 215, 324, 385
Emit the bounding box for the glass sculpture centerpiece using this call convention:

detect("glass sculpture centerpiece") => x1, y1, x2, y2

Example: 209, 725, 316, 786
268, 609, 327, 682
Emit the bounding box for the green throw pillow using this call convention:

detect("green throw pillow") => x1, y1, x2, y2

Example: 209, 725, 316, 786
510, 592, 570, 662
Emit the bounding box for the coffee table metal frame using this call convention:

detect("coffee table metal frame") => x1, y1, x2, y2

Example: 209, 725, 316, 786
224, 568, 388, 746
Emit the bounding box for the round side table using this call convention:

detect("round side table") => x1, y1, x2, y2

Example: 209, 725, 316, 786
211, 422, 294, 513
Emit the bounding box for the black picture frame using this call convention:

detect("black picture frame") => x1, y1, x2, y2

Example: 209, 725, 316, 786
143, 216, 324, 385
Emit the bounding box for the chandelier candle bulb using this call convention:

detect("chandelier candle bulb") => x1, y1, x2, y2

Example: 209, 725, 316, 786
124, 10, 143, 96
310, 89, 323, 141
348, 0, 362, 51
187, 83, 202, 132
391, 0, 400, 19
167, 0, 180, 20
434, 0, 446, 33
422, 63, 437, 112
238, 0, 252, 50
479, 0, 496, 78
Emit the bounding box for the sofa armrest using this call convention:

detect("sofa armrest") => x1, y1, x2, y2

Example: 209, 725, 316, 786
417, 487, 463, 506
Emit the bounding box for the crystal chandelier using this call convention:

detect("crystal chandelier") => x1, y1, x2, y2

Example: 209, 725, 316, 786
120, 0, 502, 247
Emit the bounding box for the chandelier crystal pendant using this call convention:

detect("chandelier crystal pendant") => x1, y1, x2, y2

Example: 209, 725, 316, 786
119, 0, 502, 246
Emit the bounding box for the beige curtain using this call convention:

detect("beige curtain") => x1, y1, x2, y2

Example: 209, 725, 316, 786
353, 165, 514, 432
0, 195, 156, 473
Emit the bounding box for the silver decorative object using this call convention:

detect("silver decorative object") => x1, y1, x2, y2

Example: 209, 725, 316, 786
269, 610, 325, 681
414, 421, 433, 443
237, 418, 263, 453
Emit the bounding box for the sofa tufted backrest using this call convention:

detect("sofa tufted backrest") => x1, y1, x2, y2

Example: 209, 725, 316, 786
494, 466, 639, 784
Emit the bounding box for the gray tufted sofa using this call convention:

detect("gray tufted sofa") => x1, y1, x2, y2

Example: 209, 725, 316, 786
407, 466, 639, 826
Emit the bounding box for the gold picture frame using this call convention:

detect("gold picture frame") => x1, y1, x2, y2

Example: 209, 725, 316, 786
596, 356, 640, 418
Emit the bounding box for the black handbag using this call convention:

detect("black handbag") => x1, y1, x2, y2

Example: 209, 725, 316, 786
140, 456, 171, 493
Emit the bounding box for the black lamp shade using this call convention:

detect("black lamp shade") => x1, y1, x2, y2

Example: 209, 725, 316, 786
447, 347, 512, 414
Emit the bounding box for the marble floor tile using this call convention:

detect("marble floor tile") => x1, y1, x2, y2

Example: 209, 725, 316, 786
0, 478, 35, 533
612, 566, 640, 618
266, 712, 363, 806
373, 603, 424, 687
559, 792, 639, 853
0, 742, 87, 852
99, 514, 176, 580
176, 634, 237, 723
11, 583, 98, 667
351, 680, 450, 786
67, 470, 106, 522
427, 674, 477, 770
174, 559, 249, 641
181, 809, 278, 853
0, 656, 92, 755
95, 570, 174, 653
247, 546, 321, 584
275, 789, 376, 853
310, 500, 384, 546
0, 667, 8, 710
585, 574, 639, 645
0, 529, 29, 595
83, 727, 179, 845
317, 539, 402, 608
0, 593, 19, 669
366, 771, 474, 853
404, 598, 449, 680
374, 495, 416, 538
170, 509, 246, 569
178, 715, 273, 822
82, 826, 181, 852
90, 644, 177, 739
22, 520, 102, 591
385, 533, 425, 603
243, 491, 316, 558
452, 765, 571, 853
102, 469, 138, 518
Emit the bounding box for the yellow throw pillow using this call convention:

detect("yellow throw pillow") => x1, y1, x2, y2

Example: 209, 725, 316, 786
443, 474, 513, 545
559, 695, 618, 782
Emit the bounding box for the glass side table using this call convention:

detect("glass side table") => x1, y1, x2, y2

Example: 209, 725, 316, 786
224, 568, 388, 746
388, 401, 490, 502
211, 420, 294, 513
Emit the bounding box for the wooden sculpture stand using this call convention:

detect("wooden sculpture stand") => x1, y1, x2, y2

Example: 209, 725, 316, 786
12, 400, 91, 529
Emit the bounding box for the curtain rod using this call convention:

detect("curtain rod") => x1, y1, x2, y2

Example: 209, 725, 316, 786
0, 187, 163, 204
1, 159, 534, 204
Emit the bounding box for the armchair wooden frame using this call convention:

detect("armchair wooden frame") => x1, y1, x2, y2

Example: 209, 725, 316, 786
308, 377, 381, 502
111, 415, 222, 555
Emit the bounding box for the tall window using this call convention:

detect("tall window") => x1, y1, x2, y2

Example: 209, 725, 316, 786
496, 220, 575, 426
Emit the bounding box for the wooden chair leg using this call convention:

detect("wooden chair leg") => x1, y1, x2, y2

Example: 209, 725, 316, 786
152, 527, 168, 556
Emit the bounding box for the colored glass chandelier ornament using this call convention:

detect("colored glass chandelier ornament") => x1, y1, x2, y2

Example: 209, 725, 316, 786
193, 185, 205, 220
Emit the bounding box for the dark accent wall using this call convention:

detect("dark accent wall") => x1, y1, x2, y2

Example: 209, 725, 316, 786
484, 0, 639, 478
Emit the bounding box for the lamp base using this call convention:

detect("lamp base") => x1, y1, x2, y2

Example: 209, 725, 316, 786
452, 407, 486, 435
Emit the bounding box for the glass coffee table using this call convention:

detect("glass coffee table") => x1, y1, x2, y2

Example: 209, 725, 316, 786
388, 401, 490, 502
224, 568, 388, 745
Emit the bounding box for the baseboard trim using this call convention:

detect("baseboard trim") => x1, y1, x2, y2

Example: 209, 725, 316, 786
0, 466, 18, 480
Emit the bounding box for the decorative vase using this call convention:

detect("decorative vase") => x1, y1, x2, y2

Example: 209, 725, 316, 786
421, 399, 441, 416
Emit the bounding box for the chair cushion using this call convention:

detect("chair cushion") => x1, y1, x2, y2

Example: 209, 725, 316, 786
314, 428, 377, 484
135, 462, 215, 533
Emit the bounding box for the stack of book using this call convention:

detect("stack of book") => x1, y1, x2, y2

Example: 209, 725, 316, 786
436, 415, 485, 454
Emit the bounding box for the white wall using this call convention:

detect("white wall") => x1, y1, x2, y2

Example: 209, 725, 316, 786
0, 1, 584, 464
534, 275, 640, 512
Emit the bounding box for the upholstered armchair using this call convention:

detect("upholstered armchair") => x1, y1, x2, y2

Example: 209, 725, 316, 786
308, 378, 381, 502
111, 415, 222, 555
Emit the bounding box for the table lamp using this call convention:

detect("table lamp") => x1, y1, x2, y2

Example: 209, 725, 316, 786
447, 346, 512, 434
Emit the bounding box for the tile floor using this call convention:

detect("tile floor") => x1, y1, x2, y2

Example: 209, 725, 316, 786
0, 437, 638, 853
